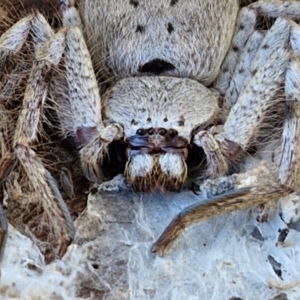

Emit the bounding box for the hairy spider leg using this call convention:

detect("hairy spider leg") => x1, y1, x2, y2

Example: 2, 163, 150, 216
152, 2, 300, 256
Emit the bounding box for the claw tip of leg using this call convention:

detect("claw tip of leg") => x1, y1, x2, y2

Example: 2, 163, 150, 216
151, 243, 165, 257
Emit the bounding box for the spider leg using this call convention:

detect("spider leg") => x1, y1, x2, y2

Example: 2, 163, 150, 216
0, 15, 33, 72
214, 5, 258, 102
151, 184, 290, 256
215, 1, 300, 106
152, 5, 300, 256
50, 4, 123, 183
0, 13, 78, 257
196, 17, 292, 178
16, 20, 78, 256
279, 24, 300, 190
216, 30, 265, 107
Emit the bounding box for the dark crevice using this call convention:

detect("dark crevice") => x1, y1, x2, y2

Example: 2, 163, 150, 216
268, 255, 283, 280
250, 226, 264, 241
270, 293, 288, 300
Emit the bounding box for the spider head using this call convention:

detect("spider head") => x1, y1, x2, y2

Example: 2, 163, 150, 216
102, 76, 219, 192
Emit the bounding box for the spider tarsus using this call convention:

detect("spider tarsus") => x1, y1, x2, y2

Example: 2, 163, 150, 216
150, 243, 166, 257
151, 212, 189, 256
46, 171, 76, 243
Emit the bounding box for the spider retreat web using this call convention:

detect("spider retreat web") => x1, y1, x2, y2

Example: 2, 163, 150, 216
1, 155, 300, 300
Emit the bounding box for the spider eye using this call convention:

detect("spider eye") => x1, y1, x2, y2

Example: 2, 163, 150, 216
169, 129, 178, 138
136, 128, 146, 136
148, 128, 154, 135
158, 128, 167, 136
